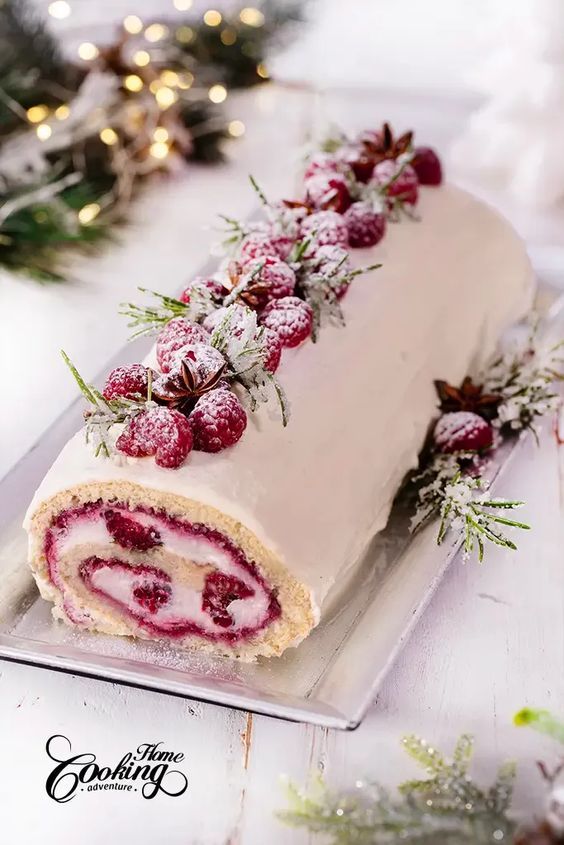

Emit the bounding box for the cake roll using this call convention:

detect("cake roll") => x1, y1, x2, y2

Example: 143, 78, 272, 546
24, 184, 533, 660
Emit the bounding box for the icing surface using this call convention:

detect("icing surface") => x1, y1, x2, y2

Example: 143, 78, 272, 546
25, 185, 534, 611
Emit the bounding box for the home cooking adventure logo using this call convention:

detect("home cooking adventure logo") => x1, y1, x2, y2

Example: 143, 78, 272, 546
45, 734, 189, 802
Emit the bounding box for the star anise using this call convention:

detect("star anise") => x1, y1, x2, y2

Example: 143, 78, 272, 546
153, 356, 226, 414
226, 261, 270, 310
360, 122, 414, 163
434, 376, 502, 420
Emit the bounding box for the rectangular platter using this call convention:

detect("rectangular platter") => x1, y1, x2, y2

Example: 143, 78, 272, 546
0, 283, 561, 730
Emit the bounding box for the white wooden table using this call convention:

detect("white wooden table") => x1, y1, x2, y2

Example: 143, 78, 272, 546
1, 85, 564, 844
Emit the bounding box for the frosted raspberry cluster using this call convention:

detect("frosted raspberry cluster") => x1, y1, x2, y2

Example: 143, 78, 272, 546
70, 122, 442, 470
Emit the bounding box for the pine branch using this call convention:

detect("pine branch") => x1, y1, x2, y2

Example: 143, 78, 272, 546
280, 735, 516, 844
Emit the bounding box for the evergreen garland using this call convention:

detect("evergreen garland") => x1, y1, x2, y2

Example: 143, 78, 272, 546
281, 710, 564, 844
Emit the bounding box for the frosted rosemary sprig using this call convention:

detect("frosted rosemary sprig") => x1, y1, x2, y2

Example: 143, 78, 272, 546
209, 304, 289, 425
119, 285, 218, 338
280, 734, 516, 844
484, 333, 564, 438
411, 457, 529, 562
248, 173, 269, 207
361, 151, 419, 222
217, 213, 254, 250
297, 249, 382, 337
436, 470, 529, 561
119, 288, 190, 338
61, 351, 153, 458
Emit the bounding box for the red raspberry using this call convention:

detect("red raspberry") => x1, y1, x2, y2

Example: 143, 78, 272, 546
412, 146, 443, 186
313, 243, 351, 275
260, 296, 313, 349
304, 152, 341, 180
103, 364, 150, 401
179, 276, 228, 304
133, 580, 172, 614
202, 571, 254, 627
300, 210, 348, 248
189, 388, 247, 453
244, 256, 296, 303
304, 173, 352, 214
263, 326, 282, 373
344, 201, 386, 248
312, 244, 352, 299
104, 509, 162, 551
238, 232, 280, 266
372, 159, 419, 206
116, 407, 193, 468
434, 411, 494, 454
156, 317, 209, 373
339, 145, 375, 183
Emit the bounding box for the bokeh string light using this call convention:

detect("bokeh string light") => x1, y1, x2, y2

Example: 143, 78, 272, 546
0, 0, 301, 280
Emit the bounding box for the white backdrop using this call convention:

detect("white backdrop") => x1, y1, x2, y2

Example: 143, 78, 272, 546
36, 0, 517, 95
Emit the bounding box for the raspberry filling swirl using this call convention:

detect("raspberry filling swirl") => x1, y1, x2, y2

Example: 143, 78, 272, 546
44, 503, 281, 643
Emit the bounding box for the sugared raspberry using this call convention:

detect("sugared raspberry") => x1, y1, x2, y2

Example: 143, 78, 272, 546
339, 145, 375, 183
412, 146, 443, 186
372, 159, 419, 206
116, 407, 193, 468
203, 304, 251, 336
189, 388, 247, 453
344, 201, 387, 248
304, 152, 341, 180
104, 509, 162, 551
202, 571, 254, 627
263, 327, 282, 373
300, 210, 348, 248
238, 232, 280, 266
304, 173, 352, 214
156, 317, 209, 373
133, 580, 172, 614
260, 296, 313, 349
179, 276, 228, 305
244, 256, 296, 303
434, 411, 494, 454
313, 243, 351, 276
103, 364, 150, 401
312, 244, 352, 300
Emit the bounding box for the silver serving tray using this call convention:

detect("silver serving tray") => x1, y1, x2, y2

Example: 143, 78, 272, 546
0, 285, 561, 730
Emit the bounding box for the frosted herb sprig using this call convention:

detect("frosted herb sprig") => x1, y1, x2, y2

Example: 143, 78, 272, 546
61, 351, 153, 457
484, 334, 564, 438
293, 240, 381, 336
210, 304, 289, 425
361, 152, 419, 222
280, 734, 516, 844
120, 286, 217, 338
408, 321, 564, 562
410, 455, 530, 562
218, 175, 302, 255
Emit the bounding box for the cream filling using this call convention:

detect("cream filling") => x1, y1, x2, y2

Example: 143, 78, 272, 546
52, 509, 273, 632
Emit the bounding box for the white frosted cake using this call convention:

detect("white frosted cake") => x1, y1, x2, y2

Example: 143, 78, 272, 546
24, 128, 534, 660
